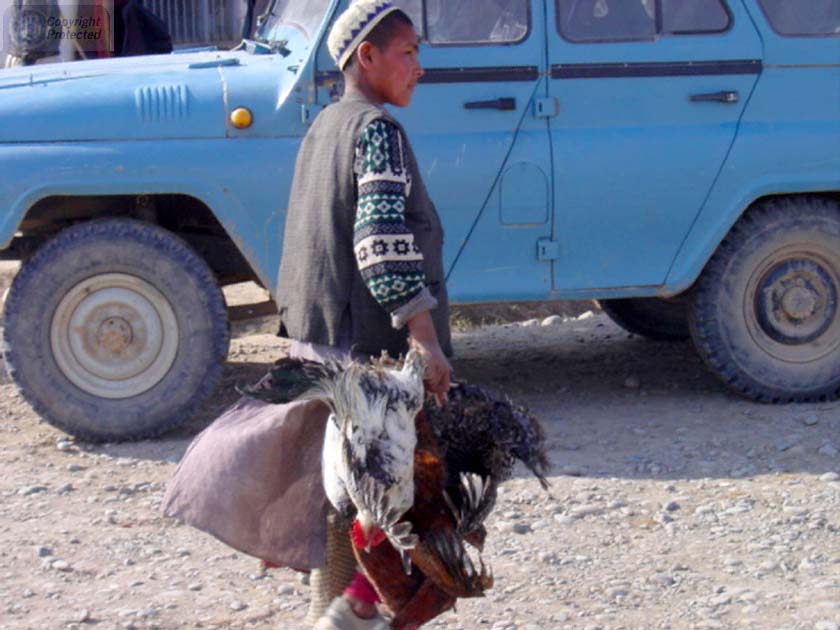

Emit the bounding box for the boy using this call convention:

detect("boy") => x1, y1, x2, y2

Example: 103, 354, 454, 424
276, 0, 451, 389
163, 3, 447, 629
276, 1, 451, 627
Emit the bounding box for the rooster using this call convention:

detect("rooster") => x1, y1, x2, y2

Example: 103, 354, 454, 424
242, 350, 427, 568
243, 356, 550, 628
353, 383, 550, 628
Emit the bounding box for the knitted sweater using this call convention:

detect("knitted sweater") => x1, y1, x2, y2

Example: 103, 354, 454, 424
353, 118, 428, 316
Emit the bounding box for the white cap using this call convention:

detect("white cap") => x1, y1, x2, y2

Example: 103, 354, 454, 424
327, 0, 401, 70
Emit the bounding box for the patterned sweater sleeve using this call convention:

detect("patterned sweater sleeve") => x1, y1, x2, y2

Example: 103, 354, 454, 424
353, 118, 437, 329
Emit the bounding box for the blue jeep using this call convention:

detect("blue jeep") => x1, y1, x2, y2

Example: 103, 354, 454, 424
1, 0, 838, 440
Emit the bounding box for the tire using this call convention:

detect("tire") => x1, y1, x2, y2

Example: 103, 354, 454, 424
688, 196, 840, 402
600, 297, 690, 341
2, 219, 230, 441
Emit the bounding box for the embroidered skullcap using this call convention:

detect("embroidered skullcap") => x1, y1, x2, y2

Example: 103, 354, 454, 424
327, 0, 401, 70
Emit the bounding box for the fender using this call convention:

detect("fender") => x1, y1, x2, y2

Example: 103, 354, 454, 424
0, 138, 300, 290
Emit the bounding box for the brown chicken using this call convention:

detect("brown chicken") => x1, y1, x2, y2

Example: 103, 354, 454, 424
353, 383, 550, 629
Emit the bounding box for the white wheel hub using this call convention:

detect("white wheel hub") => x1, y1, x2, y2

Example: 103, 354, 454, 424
50, 273, 179, 399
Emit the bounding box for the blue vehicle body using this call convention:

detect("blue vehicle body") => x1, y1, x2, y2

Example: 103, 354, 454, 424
0, 0, 837, 299
1, 0, 838, 439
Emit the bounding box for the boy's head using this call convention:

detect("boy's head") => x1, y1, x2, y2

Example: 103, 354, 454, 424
328, 1, 422, 107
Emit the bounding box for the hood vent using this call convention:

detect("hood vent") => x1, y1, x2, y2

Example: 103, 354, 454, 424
135, 85, 190, 122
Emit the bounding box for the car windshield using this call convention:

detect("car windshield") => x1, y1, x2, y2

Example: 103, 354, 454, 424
255, 0, 332, 44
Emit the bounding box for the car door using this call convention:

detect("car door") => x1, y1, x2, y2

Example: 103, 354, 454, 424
314, 0, 553, 303
546, 0, 763, 294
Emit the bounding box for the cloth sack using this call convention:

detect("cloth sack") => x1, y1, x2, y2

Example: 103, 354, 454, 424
162, 397, 331, 571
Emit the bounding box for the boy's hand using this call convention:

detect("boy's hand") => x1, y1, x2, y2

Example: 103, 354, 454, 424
406, 310, 451, 404
415, 340, 451, 403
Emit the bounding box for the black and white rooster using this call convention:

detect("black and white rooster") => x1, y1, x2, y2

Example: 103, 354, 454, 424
243, 352, 550, 628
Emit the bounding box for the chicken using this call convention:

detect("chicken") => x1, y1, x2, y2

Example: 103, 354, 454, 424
244, 359, 550, 628
353, 382, 550, 629
241, 351, 427, 565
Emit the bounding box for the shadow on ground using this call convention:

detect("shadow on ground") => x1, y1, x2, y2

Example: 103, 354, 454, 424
81, 317, 839, 484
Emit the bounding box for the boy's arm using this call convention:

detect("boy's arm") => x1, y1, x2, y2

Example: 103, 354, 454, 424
353, 119, 451, 395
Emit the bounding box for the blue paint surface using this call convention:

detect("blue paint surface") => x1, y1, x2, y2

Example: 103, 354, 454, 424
0, 0, 837, 304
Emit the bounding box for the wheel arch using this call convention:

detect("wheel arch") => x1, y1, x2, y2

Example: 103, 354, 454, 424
5, 192, 261, 287
665, 188, 840, 296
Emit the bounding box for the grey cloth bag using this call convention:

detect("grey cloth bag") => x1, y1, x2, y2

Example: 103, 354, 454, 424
161, 397, 331, 571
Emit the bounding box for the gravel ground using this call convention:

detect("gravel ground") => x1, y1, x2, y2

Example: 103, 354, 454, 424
1, 271, 838, 630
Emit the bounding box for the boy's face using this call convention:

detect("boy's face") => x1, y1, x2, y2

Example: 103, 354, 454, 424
364, 21, 423, 107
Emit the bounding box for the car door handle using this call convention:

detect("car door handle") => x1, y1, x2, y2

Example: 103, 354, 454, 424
690, 90, 739, 104
464, 97, 517, 111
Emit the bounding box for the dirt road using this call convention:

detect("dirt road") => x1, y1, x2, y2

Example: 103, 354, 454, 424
1, 268, 838, 629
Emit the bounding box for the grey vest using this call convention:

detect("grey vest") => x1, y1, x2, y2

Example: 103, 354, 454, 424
275, 94, 451, 358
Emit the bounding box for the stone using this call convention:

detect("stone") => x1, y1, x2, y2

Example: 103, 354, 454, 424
570, 504, 602, 518
775, 436, 800, 452
624, 375, 641, 389
51, 560, 72, 572
802, 416, 819, 426
818, 444, 839, 458
229, 601, 247, 612
819, 472, 839, 482
663, 500, 681, 512
495, 520, 516, 533
35, 546, 52, 558
512, 522, 531, 535
277, 584, 295, 596
814, 622, 839, 630
72, 609, 91, 623
541, 315, 563, 327
18, 485, 48, 496
187, 583, 202, 591
650, 573, 675, 587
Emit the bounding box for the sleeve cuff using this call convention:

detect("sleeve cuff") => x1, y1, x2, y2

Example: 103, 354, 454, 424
390, 287, 438, 330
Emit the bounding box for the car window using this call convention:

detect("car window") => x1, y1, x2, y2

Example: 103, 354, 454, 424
758, 0, 840, 36
556, 0, 655, 41
662, 0, 730, 34
394, 0, 530, 45
556, 0, 731, 42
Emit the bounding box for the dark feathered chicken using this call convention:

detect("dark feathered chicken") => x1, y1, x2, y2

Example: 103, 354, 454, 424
354, 382, 550, 629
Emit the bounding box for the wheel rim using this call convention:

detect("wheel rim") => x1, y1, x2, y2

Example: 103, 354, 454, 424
746, 247, 840, 364
50, 273, 179, 399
